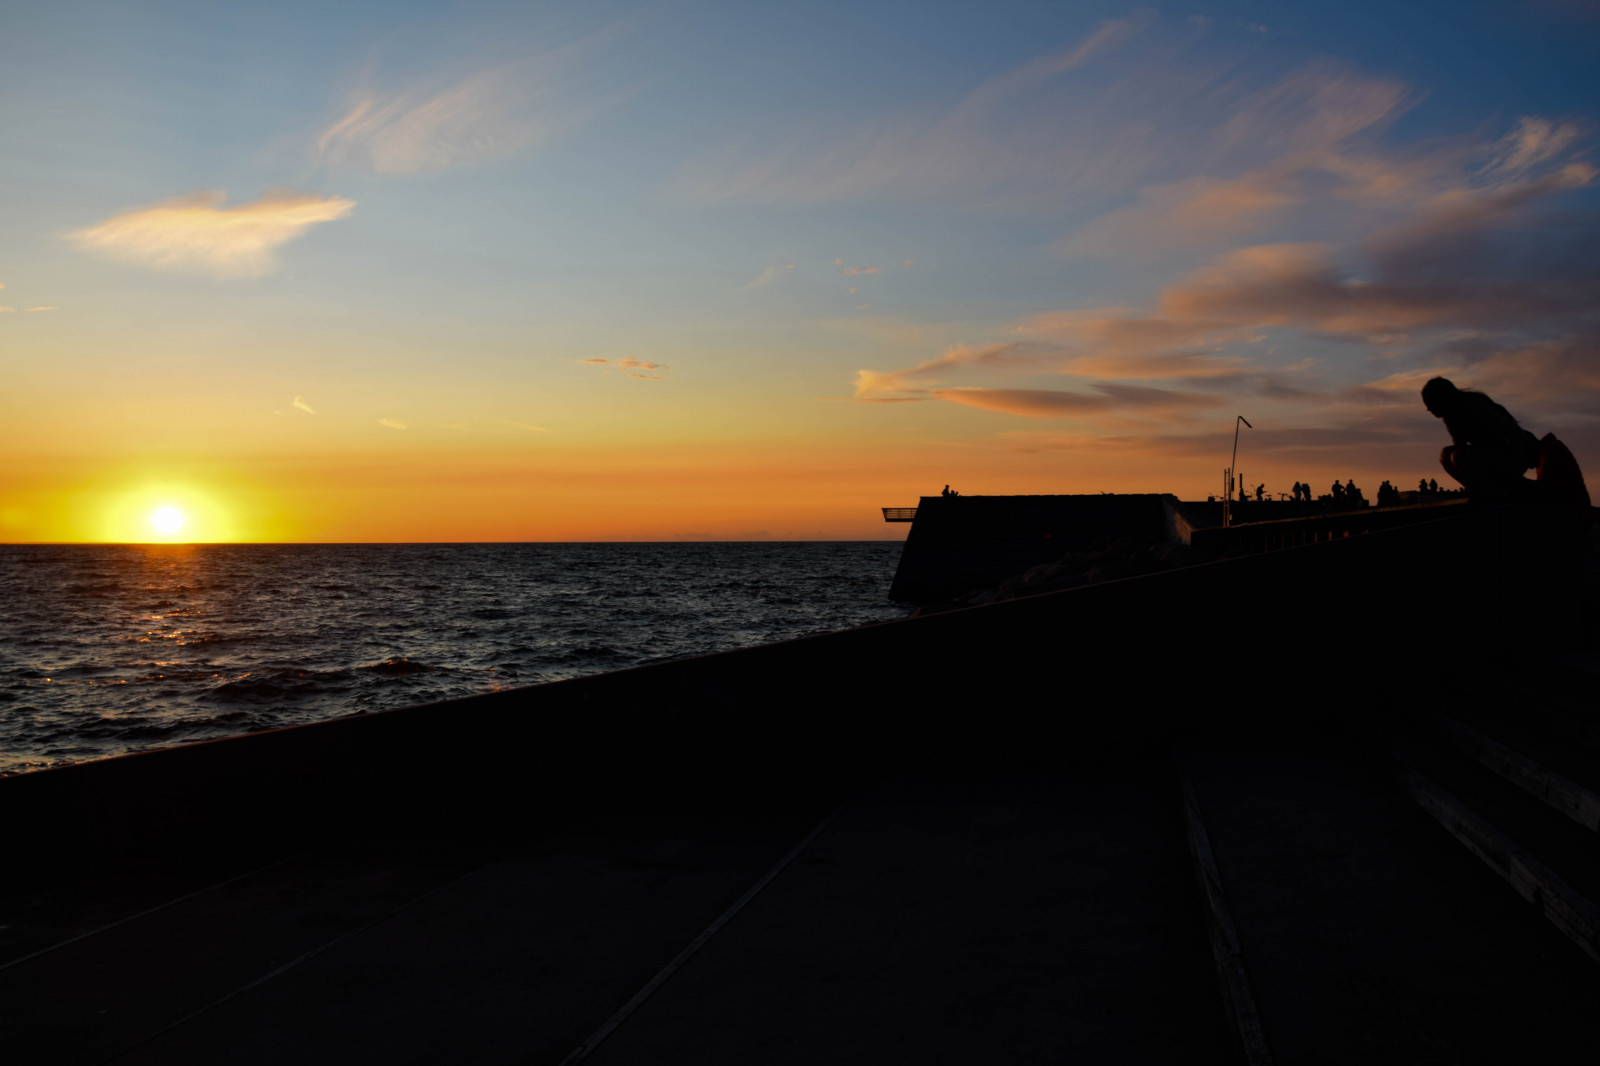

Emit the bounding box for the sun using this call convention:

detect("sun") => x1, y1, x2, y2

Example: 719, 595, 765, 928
150, 506, 185, 536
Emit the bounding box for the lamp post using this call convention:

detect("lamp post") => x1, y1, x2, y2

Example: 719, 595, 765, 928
1225, 415, 1253, 528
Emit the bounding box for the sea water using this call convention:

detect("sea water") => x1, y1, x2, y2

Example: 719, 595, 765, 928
0, 542, 906, 774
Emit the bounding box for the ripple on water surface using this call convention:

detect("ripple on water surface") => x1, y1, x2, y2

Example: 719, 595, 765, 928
0, 542, 905, 774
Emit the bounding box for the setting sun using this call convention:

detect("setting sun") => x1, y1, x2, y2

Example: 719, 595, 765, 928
150, 507, 185, 535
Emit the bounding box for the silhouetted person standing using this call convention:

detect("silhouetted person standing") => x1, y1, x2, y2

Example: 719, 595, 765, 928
1421, 377, 1541, 499
1429, 478, 1438, 493
1331, 480, 1344, 502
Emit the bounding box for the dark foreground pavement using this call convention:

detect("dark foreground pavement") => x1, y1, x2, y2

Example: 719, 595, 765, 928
7, 717, 1600, 1065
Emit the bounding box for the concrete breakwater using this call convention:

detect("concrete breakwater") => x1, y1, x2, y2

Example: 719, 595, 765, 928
887, 492, 1478, 612
3, 503, 1596, 1064
887, 493, 1183, 603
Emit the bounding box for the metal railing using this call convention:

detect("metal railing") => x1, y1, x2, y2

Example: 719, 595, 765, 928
881, 507, 918, 522
1190, 499, 1470, 555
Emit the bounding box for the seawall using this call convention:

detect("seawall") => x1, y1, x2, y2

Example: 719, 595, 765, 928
3, 503, 1579, 874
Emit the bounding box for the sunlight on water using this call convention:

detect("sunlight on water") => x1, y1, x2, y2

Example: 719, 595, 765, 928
0, 543, 905, 774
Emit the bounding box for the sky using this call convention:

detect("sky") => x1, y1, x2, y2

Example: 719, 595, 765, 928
2, 0, 1597, 542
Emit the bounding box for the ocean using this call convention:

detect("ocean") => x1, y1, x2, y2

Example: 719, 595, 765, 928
0, 542, 907, 775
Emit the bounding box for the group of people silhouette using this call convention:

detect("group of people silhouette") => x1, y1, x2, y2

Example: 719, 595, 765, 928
1278, 480, 1366, 504
938, 377, 1589, 512
1231, 377, 1590, 511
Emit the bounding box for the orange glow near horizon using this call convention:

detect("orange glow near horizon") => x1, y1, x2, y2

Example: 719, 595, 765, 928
0, 427, 1451, 544
0, 464, 302, 544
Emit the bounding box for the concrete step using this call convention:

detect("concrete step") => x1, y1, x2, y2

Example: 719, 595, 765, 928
1182, 729, 1600, 1065
1430, 706, 1600, 830
1420, 710, 1600, 832
1380, 714, 1600, 965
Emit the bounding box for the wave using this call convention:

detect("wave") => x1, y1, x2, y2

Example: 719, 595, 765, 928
359, 657, 443, 677
0, 541, 906, 771
207, 667, 354, 703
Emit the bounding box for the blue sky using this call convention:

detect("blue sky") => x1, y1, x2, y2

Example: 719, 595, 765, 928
3, 1, 1597, 539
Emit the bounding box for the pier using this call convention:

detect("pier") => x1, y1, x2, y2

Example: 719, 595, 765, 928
2, 501, 1597, 1062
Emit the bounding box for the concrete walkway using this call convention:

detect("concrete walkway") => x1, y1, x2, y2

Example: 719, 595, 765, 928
9, 733, 1600, 1064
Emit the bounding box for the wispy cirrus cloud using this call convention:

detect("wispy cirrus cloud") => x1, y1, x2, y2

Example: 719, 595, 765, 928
70, 189, 355, 278
1481, 116, 1586, 180
318, 67, 553, 175
293, 396, 316, 414
674, 15, 1428, 222
378, 418, 408, 430
674, 13, 1152, 205
317, 22, 631, 176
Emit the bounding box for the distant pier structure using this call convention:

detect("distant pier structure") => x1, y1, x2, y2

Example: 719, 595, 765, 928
883, 493, 1198, 603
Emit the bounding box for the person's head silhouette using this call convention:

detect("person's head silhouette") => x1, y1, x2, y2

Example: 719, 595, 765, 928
1421, 377, 1459, 418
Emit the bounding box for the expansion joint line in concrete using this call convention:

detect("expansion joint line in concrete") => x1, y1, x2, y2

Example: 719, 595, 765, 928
1175, 757, 1276, 1066
556, 797, 856, 1066
0, 850, 313, 975
95, 860, 494, 1065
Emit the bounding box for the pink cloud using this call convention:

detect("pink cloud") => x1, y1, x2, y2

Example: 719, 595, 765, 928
854, 342, 1037, 401
933, 384, 1222, 418
1064, 172, 1297, 255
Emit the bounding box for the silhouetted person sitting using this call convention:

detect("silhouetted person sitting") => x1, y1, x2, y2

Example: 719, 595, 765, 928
1255, 483, 1264, 502
1428, 478, 1438, 493
1420, 377, 1544, 500
1330, 480, 1344, 501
